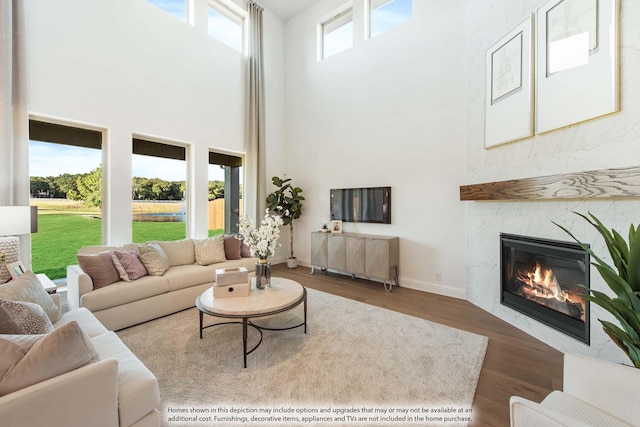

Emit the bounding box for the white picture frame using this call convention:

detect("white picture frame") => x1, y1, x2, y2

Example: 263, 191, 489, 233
485, 16, 534, 149
536, 0, 619, 133
7, 260, 25, 280
330, 220, 343, 234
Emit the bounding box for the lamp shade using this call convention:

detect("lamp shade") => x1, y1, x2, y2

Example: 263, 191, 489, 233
0, 206, 32, 236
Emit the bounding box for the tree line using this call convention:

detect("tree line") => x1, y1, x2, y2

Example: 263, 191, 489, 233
31, 167, 227, 207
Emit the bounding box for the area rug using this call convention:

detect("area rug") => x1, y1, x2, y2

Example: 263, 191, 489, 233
118, 288, 488, 426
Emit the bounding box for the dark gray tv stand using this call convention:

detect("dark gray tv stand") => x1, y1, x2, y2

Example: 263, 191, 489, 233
310, 231, 399, 292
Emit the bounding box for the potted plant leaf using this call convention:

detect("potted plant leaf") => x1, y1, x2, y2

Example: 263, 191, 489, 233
266, 176, 305, 268
555, 212, 640, 368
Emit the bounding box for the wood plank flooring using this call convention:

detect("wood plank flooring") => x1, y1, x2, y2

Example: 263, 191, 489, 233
272, 264, 563, 427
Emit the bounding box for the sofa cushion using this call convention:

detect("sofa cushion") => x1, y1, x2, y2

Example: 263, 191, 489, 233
224, 235, 242, 260
194, 235, 226, 265
77, 250, 120, 289
155, 239, 195, 267
0, 271, 62, 323
163, 264, 217, 292
138, 243, 170, 276
111, 250, 148, 282
54, 307, 109, 338
92, 332, 160, 427
0, 320, 100, 397
0, 299, 54, 334
81, 276, 170, 312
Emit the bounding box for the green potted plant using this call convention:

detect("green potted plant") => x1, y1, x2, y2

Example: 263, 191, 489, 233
266, 176, 305, 268
555, 212, 640, 368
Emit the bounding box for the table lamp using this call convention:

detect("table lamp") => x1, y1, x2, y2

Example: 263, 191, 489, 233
0, 206, 33, 236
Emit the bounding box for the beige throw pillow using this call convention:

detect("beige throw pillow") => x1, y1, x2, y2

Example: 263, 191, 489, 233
138, 243, 170, 276
194, 235, 226, 265
0, 299, 54, 334
0, 271, 61, 323
155, 239, 195, 267
0, 320, 100, 396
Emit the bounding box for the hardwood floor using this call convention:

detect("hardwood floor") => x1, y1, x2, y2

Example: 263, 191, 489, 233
272, 264, 563, 427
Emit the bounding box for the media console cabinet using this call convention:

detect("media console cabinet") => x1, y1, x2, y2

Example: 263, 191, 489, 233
310, 231, 399, 292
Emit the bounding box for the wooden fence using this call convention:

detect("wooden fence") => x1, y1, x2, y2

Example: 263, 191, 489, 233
208, 199, 243, 231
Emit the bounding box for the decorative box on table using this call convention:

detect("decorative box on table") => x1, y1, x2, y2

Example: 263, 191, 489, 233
214, 267, 250, 298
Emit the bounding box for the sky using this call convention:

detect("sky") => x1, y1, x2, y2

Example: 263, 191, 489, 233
29, 141, 225, 181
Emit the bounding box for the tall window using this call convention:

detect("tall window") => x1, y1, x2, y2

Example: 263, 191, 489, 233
320, 5, 354, 59
208, 152, 243, 236
368, 0, 412, 39
147, 0, 187, 22
132, 139, 187, 243
207, 0, 245, 53
28, 121, 103, 280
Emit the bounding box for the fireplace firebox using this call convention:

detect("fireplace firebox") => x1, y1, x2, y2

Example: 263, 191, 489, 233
500, 233, 590, 344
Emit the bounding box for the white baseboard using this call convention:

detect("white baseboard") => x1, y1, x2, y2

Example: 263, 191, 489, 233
296, 258, 467, 300
399, 277, 467, 300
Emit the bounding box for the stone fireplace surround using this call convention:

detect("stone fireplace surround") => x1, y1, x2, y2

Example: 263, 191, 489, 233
463, 0, 640, 366
462, 166, 640, 364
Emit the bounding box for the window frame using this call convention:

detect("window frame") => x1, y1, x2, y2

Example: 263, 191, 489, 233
207, 0, 247, 54
318, 3, 354, 60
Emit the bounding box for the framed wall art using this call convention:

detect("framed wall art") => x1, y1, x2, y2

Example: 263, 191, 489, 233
536, 0, 619, 133
485, 15, 534, 149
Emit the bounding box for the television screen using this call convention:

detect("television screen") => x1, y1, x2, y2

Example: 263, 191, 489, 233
330, 187, 391, 224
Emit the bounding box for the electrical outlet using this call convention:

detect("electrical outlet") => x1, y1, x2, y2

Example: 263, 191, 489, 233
435, 272, 442, 282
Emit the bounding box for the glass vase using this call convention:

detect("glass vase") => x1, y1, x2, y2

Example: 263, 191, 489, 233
255, 258, 271, 289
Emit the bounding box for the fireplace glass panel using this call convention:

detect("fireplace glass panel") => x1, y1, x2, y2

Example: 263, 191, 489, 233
501, 233, 590, 344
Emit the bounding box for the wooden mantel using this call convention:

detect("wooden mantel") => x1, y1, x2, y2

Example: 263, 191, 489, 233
460, 166, 640, 201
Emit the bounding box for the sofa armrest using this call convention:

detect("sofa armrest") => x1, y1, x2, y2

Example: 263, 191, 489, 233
563, 353, 640, 425
510, 396, 591, 427
0, 358, 119, 427
67, 264, 94, 310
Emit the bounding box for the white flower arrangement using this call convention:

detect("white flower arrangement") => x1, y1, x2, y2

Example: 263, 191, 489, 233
238, 209, 284, 259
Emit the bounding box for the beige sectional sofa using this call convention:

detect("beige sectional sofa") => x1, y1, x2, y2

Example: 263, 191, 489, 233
0, 273, 160, 427
67, 237, 256, 331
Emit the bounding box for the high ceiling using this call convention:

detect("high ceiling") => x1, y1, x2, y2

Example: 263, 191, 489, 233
259, 0, 319, 21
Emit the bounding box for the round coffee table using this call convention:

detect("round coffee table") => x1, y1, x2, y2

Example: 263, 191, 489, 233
196, 277, 307, 368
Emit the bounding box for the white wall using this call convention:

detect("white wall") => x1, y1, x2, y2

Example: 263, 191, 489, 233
23, 0, 285, 245
465, 0, 640, 363
283, 0, 469, 297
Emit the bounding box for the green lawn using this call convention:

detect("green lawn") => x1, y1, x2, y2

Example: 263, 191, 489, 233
31, 214, 222, 280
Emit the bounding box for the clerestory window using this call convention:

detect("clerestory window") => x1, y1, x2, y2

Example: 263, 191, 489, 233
320, 4, 354, 60
207, 0, 245, 53
147, 0, 188, 22
368, 0, 413, 39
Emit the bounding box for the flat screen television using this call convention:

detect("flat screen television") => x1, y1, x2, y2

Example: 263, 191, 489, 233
330, 187, 391, 224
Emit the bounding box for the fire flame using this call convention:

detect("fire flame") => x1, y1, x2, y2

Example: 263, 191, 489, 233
516, 262, 586, 321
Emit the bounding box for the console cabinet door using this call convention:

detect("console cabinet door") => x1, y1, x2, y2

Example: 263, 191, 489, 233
328, 235, 346, 271
311, 232, 328, 268
366, 237, 399, 280
345, 236, 366, 275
